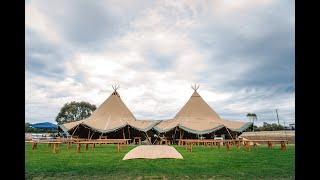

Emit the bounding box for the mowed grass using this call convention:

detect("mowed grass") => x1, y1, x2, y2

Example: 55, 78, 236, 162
25, 143, 295, 179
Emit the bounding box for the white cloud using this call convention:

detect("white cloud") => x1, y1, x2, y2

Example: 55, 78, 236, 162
25, 3, 62, 44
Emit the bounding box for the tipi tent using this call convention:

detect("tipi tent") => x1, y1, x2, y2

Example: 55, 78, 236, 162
153, 85, 252, 139
59, 86, 160, 140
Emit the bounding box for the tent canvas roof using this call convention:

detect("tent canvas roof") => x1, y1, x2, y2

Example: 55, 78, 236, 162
61, 90, 159, 133
154, 90, 251, 134
61, 86, 252, 135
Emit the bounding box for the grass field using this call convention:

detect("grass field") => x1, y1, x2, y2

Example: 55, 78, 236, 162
25, 143, 295, 179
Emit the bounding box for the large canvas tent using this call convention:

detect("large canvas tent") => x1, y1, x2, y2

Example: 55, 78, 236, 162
60, 85, 252, 141
59, 86, 159, 140
153, 86, 252, 139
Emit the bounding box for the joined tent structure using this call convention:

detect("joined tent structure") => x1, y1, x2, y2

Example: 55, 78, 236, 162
59, 85, 252, 140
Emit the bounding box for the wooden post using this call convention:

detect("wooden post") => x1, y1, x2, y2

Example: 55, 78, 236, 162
245, 141, 251, 151
52, 144, 55, 153
77, 143, 81, 153
128, 126, 131, 139
226, 142, 230, 150
85, 144, 89, 150
32, 142, 36, 150
57, 143, 60, 153
281, 141, 287, 151
122, 128, 125, 139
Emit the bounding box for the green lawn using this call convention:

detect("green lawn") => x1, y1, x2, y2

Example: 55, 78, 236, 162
25, 143, 295, 179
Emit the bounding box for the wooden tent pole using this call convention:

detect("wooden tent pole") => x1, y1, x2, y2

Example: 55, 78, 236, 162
122, 128, 125, 139
71, 124, 80, 137
225, 127, 234, 140
181, 130, 184, 139
144, 132, 151, 144
127, 126, 131, 139
87, 129, 90, 139
90, 132, 95, 139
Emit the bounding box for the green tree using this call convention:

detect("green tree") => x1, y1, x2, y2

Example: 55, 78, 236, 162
246, 113, 258, 132
258, 122, 285, 131
55, 101, 96, 125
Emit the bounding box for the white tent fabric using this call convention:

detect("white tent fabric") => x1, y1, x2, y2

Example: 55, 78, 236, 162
154, 91, 252, 134
61, 91, 159, 133
61, 88, 252, 135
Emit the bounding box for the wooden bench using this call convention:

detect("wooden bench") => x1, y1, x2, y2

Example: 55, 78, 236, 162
159, 139, 171, 145
25, 141, 62, 153
179, 139, 245, 151
243, 140, 288, 151
74, 139, 128, 153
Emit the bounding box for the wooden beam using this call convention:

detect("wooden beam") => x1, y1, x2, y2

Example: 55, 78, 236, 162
127, 126, 131, 139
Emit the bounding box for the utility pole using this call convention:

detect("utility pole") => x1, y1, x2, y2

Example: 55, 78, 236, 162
275, 109, 280, 125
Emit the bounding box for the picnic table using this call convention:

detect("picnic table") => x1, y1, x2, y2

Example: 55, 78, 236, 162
178, 139, 288, 152
243, 140, 288, 150
74, 139, 129, 153
179, 139, 239, 151
159, 139, 171, 145
25, 140, 62, 153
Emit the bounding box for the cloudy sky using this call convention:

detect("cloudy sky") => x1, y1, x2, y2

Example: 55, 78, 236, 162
26, 0, 295, 126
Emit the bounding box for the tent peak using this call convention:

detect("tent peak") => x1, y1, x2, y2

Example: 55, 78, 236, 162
191, 84, 200, 92
111, 84, 120, 96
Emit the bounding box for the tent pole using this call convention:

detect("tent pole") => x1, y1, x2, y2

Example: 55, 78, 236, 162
127, 126, 131, 139
144, 132, 151, 144
225, 127, 234, 140
71, 124, 80, 137
173, 127, 177, 141
122, 128, 125, 139
182, 130, 184, 139
88, 129, 90, 139
90, 132, 95, 139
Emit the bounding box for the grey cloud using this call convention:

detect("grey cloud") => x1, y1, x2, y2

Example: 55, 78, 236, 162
31, 0, 154, 50
26, 0, 294, 125
26, 28, 70, 80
